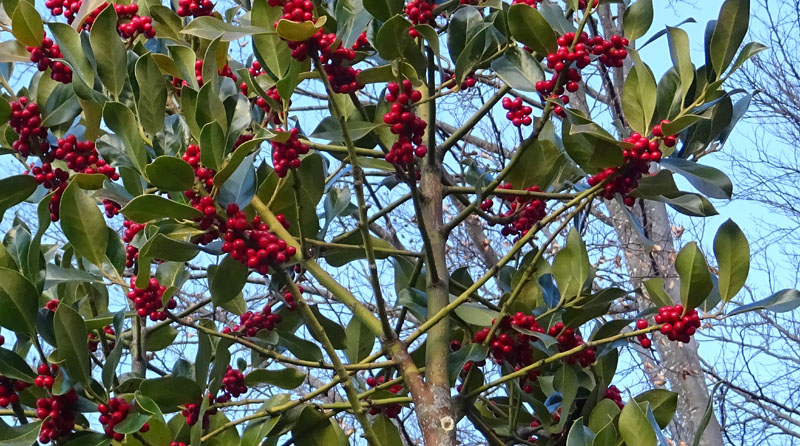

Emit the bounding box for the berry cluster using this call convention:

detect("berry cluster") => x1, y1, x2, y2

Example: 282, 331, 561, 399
98, 398, 150, 441
172, 60, 237, 90
81, 3, 138, 31
281, 284, 301, 310
511, 0, 543, 6
118, 14, 156, 39
352, 32, 371, 51
604, 385, 624, 409
535, 33, 629, 117
251, 85, 284, 125
271, 128, 310, 177
34, 364, 57, 389
655, 304, 701, 343
548, 322, 596, 367
182, 144, 223, 245
405, 0, 435, 32
177, 0, 214, 17
448, 73, 477, 91
27, 37, 72, 84
472, 313, 546, 393
365, 376, 403, 418
127, 277, 176, 321
502, 97, 533, 127
269, 0, 329, 60
383, 80, 428, 166
216, 366, 247, 403
10, 97, 48, 158
103, 199, 121, 218
88, 325, 116, 352
171, 443, 187, 446
182, 394, 218, 427
221, 204, 295, 274
45, 300, 60, 312
588, 122, 676, 204
635, 318, 652, 348
222, 303, 283, 336
36, 389, 78, 443
123, 220, 145, 268
482, 183, 547, 238
45, 0, 82, 22
31, 165, 69, 222
55, 135, 118, 180
321, 44, 361, 94
0, 376, 28, 408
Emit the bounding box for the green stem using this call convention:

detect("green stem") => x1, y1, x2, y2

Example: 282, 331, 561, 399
250, 196, 384, 335
279, 271, 382, 446
314, 60, 394, 338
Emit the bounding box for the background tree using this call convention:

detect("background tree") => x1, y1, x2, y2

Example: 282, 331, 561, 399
0, 0, 789, 446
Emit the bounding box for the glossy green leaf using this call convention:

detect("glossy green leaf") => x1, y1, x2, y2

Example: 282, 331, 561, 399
344, 316, 375, 363
363, 0, 403, 22
623, 0, 653, 42
588, 399, 621, 434
146, 324, 179, 351
210, 255, 249, 307
675, 242, 713, 310
196, 83, 227, 134
140, 376, 203, 411
292, 406, 348, 446
252, 0, 292, 78
371, 416, 402, 446
728, 289, 800, 316
643, 278, 674, 308
553, 364, 578, 429
618, 401, 657, 446
139, 234, 200, 262
60, 181, 108, 266
0, 347, 35, 382
666, 26, 694, 100
182, 16, 275, 41
120, 195, 203, 223
728, 41, 767, 75
275, 18, 324, 42
42, 83, 81, 128
0, 420, 43, 446
622, 55, 658, 134
214, 138, 265, 189
505, 137, 563, 190
713, 219, 749, 303
552, 228, 590, 301
11, 1, 43, 47
278, 332, 323, 362
659, 114, 707, 136
634, 389, 677, 429
374, 15, 424, 72
104, 102, 147, 173
245, 368, 307, 389
566, 417, 595, 446
60, 431, 110, 446
145, 156, 196, 191
308, 305, 347, 349
135, 53, 168, 135
0, 175, 37, 222
54, 303, 92, 386
149, 5, 184, 42
659, 158, 732, 199
89, 5, 127, 97
507, 4, 557, 56
168, 45, 199, 90
709, 0, 750, 76
491, 46, 544, 92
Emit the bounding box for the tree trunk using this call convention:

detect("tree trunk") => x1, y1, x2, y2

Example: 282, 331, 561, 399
607, 196, 724, 446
